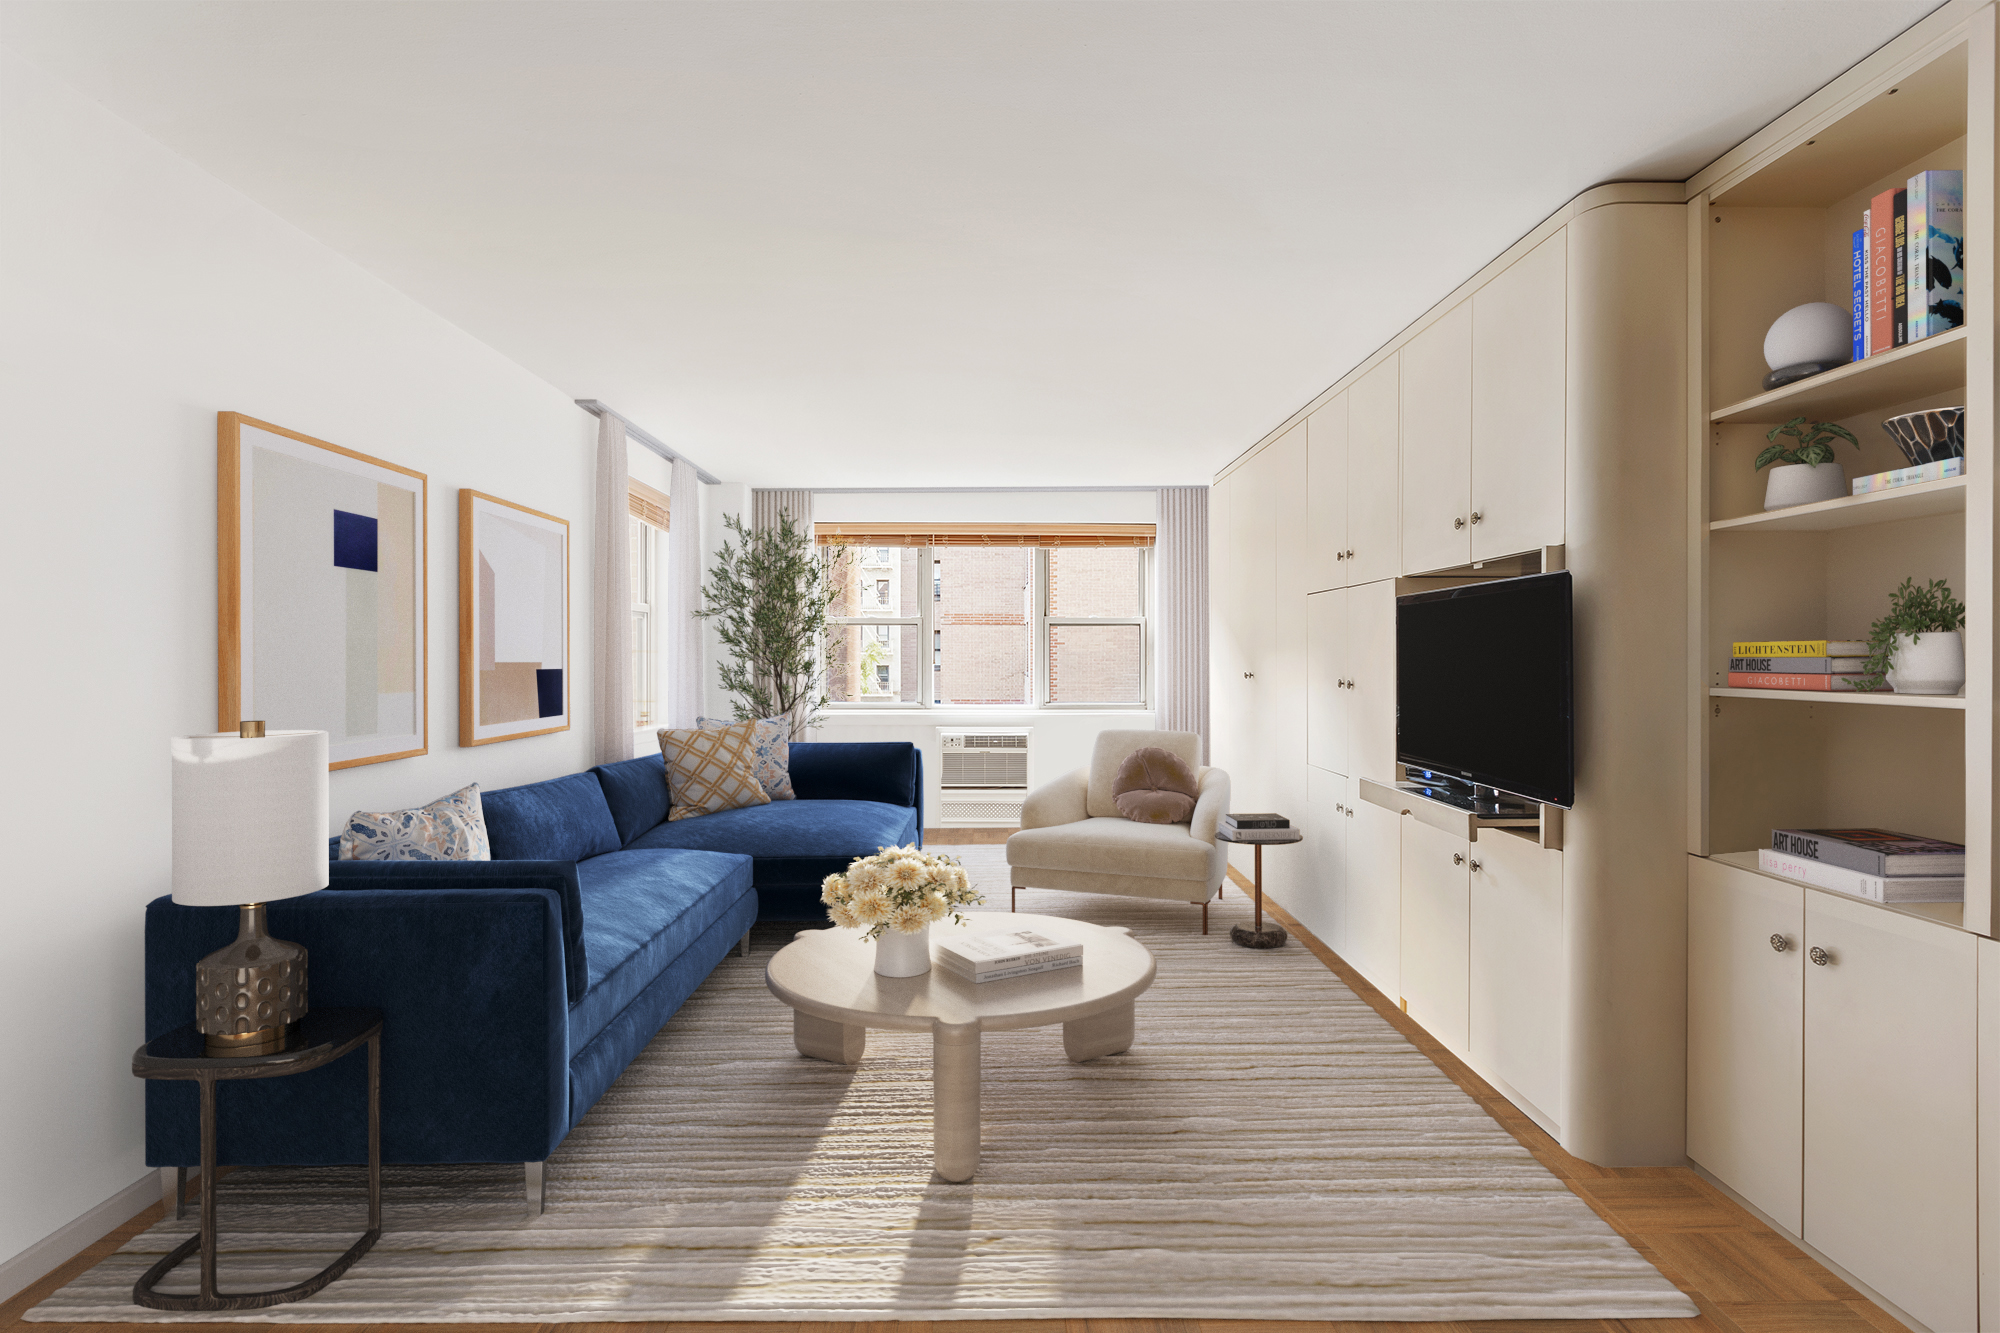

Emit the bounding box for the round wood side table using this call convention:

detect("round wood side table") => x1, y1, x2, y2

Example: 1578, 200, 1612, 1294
1217, 825, 1303, 948
130, 1006, 382, 1311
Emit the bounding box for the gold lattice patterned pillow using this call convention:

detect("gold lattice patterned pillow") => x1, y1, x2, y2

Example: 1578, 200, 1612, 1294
660, 721, 772, 820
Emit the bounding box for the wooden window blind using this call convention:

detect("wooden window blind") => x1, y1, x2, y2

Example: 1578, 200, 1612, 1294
815, 522, 1154, 548
628, 479, 670, 530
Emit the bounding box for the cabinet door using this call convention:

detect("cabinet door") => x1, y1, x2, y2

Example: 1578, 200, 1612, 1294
1804, 893, 1977, 1333
1687, 857, 1804, 1235
1345, 355, 1400, 586
1262, 425, 1310, 853
1468, 830, 1563, 1124
1471, 231, 1566, 561
1399, 303, 1473, 575
1208, 472, 1245, 782
1306, 588, 1348, 776
1226, 440, 1279, 810
1347, 579, 1397, 782
1400, 817, 1470, 1055
1288, 765, 1347, 948
1345, 791, 1401, 1000
1306, 395, 1348, 594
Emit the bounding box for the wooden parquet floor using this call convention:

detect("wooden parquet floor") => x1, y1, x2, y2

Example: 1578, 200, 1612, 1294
0, 876, 1907, 1333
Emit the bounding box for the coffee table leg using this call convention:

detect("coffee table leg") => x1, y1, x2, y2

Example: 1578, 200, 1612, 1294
794, 1011, 866, 1063
932, 1022, 980, 1182
1063, 1001, 1135, 1062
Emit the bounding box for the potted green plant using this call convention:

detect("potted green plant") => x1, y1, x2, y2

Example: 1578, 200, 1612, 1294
1858, 577, 1966, 695
697, 511, 845, 735
1756, 416, 1861, 510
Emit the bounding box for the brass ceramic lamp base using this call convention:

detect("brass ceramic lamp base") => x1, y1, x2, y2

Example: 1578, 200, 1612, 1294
196, 903, 308, 1056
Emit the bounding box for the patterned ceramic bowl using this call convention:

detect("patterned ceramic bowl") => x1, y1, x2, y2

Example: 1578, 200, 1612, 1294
1880, 407, 1965, 465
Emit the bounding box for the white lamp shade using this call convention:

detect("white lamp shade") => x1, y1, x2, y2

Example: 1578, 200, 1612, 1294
171, 730, 330, 907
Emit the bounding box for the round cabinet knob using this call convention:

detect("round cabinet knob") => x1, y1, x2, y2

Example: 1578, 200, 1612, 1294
1471, 511, 1483, 524
1244, 671, 1255, 678
1469, 859, 1482, 872
1346, 678, 1356, 689
1453, 852, 1465, 865
1335, 803, 1345, 813
1345, 548, 1355, 559
1335, 551, 1346, 561
1769, 934, 1789, 953
1809, 946, 1832, 967
1347, 807, 1355, 818
1453, 516, 1467, 530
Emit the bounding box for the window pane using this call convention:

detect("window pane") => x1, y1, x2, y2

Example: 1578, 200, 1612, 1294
1048, 547, 1140, 617
826, 544, 921, 617
1048, 623, 1144, 703
826, 624, 920, 702
935, 547, 1030, 705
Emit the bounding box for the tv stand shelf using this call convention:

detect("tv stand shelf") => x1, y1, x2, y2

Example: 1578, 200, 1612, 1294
1357, 777, 1563, 850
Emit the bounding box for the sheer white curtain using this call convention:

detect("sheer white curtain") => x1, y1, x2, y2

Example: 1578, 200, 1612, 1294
1155, 486, 1209, 762
591, 413, 633, 763
665, 458, 704, 729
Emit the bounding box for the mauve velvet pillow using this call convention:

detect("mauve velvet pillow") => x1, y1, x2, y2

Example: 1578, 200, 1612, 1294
1111, 746, 1200, 824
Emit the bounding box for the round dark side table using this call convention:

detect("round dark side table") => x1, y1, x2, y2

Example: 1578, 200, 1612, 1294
1217, 825, 1302, 949
130, 1006, 382, 1311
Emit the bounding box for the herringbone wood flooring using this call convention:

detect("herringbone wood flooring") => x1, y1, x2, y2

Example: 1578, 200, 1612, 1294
1, 869, 1906, 1333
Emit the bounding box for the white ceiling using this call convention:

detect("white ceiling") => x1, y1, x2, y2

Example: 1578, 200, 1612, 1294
0, 1, 1946, 486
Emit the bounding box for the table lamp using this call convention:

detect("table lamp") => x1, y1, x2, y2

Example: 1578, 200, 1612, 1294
171, 723, 329, 1056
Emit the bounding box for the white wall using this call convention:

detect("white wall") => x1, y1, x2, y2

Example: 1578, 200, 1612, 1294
0, 49, 599, 1279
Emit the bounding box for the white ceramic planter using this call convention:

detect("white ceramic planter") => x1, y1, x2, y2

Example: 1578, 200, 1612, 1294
1762, 462, 1848, 510
1888, 630, 1966, 696
874, 924, 932, 977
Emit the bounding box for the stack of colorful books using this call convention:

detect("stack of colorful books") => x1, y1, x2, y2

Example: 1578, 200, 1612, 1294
1727, 640, 1873, 692
1853, 169, 1964, 359
1760, 827, 1964, 904
1851, 456, 1963, 495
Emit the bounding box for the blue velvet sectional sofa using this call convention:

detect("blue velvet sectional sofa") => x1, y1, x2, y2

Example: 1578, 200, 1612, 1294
144, 741, 921, 1177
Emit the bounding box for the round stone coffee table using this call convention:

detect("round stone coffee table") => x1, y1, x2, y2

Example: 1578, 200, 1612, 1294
765, 913, 1156, 1182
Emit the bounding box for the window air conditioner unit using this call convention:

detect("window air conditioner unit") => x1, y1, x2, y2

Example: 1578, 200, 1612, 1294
936, 729, 1030, 827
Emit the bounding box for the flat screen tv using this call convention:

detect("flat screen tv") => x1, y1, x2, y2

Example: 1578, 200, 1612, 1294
1397, 570, 1573, 809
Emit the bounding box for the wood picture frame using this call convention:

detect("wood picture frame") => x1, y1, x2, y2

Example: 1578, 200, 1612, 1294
217, 412, 428, 770
458, 489, 571, 746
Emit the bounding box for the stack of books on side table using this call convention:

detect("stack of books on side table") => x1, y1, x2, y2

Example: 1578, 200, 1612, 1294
937, 929, 1082, 983
1223, 813, 1291, 840
1759, 827, 1964, 903
1728, 640, 1873, 692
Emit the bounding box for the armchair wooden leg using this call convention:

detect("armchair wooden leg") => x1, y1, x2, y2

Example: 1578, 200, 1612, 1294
1011, 885, 1017, 913
1201, 901, 1208, 935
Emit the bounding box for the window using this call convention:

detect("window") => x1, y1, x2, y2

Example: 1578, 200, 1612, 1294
820, 527, 1150, 708
628, 479, 670, 729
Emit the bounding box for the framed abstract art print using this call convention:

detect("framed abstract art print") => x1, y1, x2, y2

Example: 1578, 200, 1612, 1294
458, 489, 570, 746
217, 412, 428, 769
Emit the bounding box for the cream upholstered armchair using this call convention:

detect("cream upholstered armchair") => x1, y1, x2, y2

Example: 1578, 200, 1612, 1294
1005, 729, 1230, 933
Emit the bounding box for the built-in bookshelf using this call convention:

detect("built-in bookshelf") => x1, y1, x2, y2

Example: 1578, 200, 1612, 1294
1688, 18, 1983, 935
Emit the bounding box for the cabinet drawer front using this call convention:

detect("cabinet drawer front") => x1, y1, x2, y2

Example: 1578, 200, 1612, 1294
1803, 892, 1975, 1333
1686, 856, 1802, 1234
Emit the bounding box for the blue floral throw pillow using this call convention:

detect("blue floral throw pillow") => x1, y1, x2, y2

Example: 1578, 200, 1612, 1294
339, 783, 492, 861
697, 715, 796, 801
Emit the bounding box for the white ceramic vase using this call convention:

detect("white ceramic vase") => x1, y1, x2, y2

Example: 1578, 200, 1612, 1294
1762, 462, 1848, 510
1887, 630, 1966, 696
874, 924, 932, 977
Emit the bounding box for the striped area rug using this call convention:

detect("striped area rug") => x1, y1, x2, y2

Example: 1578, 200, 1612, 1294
32, 845, 1694, 1323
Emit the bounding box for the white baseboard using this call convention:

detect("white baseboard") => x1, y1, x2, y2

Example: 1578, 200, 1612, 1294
0, 1169, 171, 1306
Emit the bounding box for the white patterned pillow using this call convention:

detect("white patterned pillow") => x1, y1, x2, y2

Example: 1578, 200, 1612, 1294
697, 715, 796, 801
339, 784, 491, 861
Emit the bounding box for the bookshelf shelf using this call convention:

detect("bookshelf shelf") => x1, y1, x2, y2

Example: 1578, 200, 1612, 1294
1709, 327, 1966, 426
1708, 686, 1966, 710
1709, 850, 1964, 932
1709, 474, 1966, 533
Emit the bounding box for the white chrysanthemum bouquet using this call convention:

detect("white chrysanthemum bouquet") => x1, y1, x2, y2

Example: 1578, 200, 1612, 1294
822, 845, 983, 940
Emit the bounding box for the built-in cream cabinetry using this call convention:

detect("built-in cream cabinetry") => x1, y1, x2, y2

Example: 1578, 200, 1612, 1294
1346, 356, 1400, 585
1305, 395, 1347, 593
1470, 232, 1566, 562
1344, 787, 1401, 1000
1305, 581, 1396, 781
1399, 818, 1471, 1053
1467, 828, 1564, 1123
1688, 854, 1977, 1333
1399, 303, 1474, 575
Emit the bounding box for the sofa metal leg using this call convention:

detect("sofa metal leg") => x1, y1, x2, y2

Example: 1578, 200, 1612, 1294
161, 1166, 186, 1222
739, 929, 751, 957
525, 1161, 544, 1218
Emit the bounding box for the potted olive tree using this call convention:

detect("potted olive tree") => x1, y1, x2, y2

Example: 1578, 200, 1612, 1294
1756, 416, 1861, 510
1857, 577, 1967, 696
697, 511, 846, 735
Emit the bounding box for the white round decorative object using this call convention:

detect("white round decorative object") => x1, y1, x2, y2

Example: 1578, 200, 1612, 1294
1763, 303, 1853, 370
874, 923, 932, 977
1762, 462, 1848, 510
1888, 630, 1965, 696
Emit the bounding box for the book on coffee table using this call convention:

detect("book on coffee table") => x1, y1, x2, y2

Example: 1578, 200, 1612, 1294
937, 929, 1082, 983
